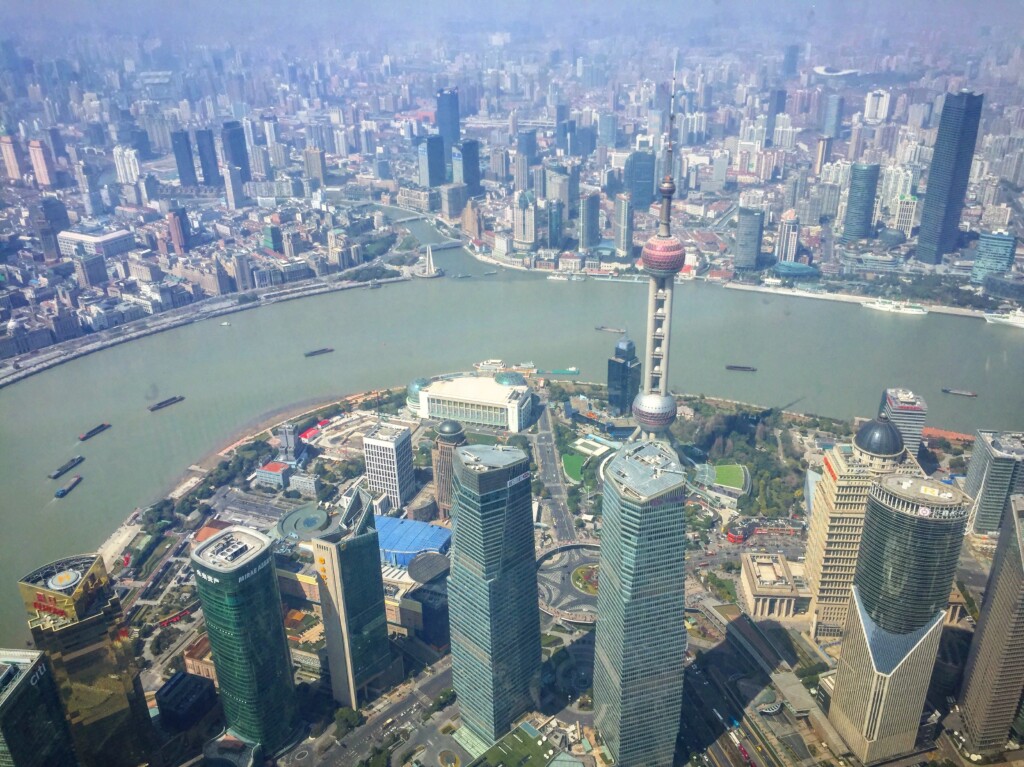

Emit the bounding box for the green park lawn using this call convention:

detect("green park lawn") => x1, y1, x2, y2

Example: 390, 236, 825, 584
713, 463, 745, 490
562, 453, 585, 482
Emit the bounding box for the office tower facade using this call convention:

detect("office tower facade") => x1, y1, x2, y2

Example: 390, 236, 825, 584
192, 527, 297, 754
544, 198, 565, 249
765, 88, 787, 146
814, 136, 833, 176
453, 139, 481, 196
895, 195, 918, 237
958, 496, 1024, 756
170, 129, 198, 187
313, 487, 393, 707
516, 128, 537, 166
221, 120, 251, 182
512, 151, 530, 191
112, 145, 140, 184
418, 135, 445, 188
734, 207, 765, 269
971, 231, 1017, 284
232, 253, 253, 291
33, 197, 70, 260
841, 163, 880, 242
27, 140, 56, 188
0, 649, 80, 767
513, 191, 537, 251
864, 90, 892, 123
0, 135, 24, 181
805, 414, 917, 640
436, 88, 460, 159
303, 147, 327, 185
18, 555, 152, 767
194, 128, 221, 185
624, 150, 656, 209
224, 164, 246, 210
878, 388, 927, 457
607, 337, 642, 417
363, 422, 416, 509
829, 477, 969, 764
578, 191, 600, 251
594, 441, 688, 766
449, 446, 541, 744
964, 431, 1024, 535
917, 91, 984, 264
432, 420, 467, 519
823, 94, 845, 138
166, 208, 190, 253
613, 193, 634, 257
783, 44, 799, 77
775, 210, 800, 262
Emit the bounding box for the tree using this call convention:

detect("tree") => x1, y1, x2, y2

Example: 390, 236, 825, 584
334, 706, 364, 737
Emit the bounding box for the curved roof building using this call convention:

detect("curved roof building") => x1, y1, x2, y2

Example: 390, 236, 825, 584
374, 515, 452, 568
853, 413, 905, 458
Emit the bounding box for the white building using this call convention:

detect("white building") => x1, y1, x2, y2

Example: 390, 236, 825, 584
414, 374, 533, 433
113, 145, 140, 184
363, 422, 416, 509
57, 230, 136, 259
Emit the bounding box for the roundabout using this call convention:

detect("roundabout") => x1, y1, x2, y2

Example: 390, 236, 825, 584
536, 543, 600, 624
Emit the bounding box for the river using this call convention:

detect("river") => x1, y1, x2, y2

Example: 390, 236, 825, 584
0, 217, 1022, 645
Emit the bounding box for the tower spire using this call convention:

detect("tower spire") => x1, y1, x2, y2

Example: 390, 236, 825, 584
657, 66, 677, 238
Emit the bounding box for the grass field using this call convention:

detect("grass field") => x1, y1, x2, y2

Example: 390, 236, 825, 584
562, 453, 585, 482
474, 725, 552, 767
713, 463, 745, 490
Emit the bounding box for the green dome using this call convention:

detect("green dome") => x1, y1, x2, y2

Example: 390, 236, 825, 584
406, 377, 430, 405
494, 371, 527, 386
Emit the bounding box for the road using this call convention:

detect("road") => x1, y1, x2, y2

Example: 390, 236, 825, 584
531, 400, 577, 542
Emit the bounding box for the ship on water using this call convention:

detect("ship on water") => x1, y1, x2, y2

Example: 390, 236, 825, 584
595, 326, 627, 334
984, 307, 1024, 328
862, 298, 928, 315
304, 347, 334, 358
471, 359, 537, 374
49, 456, 84, 479
726, 365, 757, 372
55, 475, 82, 498
942, 388, 978, 398
78, 423, 111, 441
149, 395, 185, 412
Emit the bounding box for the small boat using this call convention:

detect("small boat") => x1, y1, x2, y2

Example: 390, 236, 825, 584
55, 475, 82, 498
49, 456, 84, 480
726, 365, 758, 372
862, 299, 928, 315
551, 367, 580, 375
149, 395, 185, 412
474, 359, 506, 372
984, 307, 1024, 328
483, 270, 498, 276
304, 348, 335, 358
79, 423, 111, 441
568, 274, 586, 282
220, 321, 231, 326
547, 274, 569, 281
941, 388, 978, 398
510, 361, 537, 373
595, 326, 627, 334
453, 274, 471, 279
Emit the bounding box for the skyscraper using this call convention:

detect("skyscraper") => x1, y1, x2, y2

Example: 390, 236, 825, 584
453, 139, 481, 196
192, 527, 298, 754
363, 422, 416, 510
313, 486, 394, 708
814, 136, 833, 176
170, 129, 198, 187
0, 135, 24, 181
916, 91, 984, 264
823, 94, 845, 139
112, 145, 140, 184
964, 431, 1024, 535
879, 388, 928, 457
436, 88, 460, 160
224, 164, 246, 210
303, 146, 327, 185
221, 120, 252, 182
775, 210, 800, 262
516, 129, 538, 166
431, 420, 467, 519
613, 192, 634, 257
27, 140, 56, 188
606, 336, 641, 417
166, 207, 191, 254
733, 207, 765, 269
782, 44, 799, 77
18, 555, 152, 767
0, 649, 81, 767
578, 191, 600, 251
970, 231, 1018, 284
418, 135, 445, 188
624, 149, 656, 209
829, 476, 969, 764
194, 128, 221, 186
765, 88, 787, 147
33, 197, 70, 260
449, 445, 541, 744
958, 495, 1024, 757
841, 163, 880, 242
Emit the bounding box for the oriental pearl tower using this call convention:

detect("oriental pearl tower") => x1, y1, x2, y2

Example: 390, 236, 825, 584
632, 77, 685, 441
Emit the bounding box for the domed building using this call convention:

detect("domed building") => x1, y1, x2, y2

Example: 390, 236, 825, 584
852, 412, 907, 470
432, 420, 467, 519
406, 377, 430, 411
405, 373, 533, 432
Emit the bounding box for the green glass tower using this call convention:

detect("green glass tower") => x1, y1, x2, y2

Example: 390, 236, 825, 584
593, 441, 688, 767
192, 527, 298, 755
449, 445, 541, 745
0, 649, 80, 767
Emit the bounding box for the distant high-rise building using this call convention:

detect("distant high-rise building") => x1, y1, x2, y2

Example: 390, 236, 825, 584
513, 191, 537, 251
489, 147, 509, 181
971, 231, 1017, 284
879, 388, 927, 457
841, 163, 880, 242
431, 420, 467, 519
964, 431, 1024, 535
33, 197, 70, 260
814, 136, 833, 176
775, 210, 800, 262
829, 476, 969, 764
232, 253, 253, 291
958, 496, 1024, 757
624, 150, 656, 209
170, 129, 198, 187
363, 422, 416, 510
823, 94, 845, 139
436, 88, 460, 161
607, 337, 641, 417
0, 649, 81, 767
112, 145, 140, 184
449, 445, 541, 744
166, 207, 190, 254
452, 139, 481, 196
544, 198, 565, 249
895, 195, 918, 238
303, 146, 327, 185
313, 487, 394, 708
734, 207, 765, 269
863, 90, 892, 124
512, 151, 530, 191
0, 135, 24, 181
192, 528, 297, 755
578, 191, 600, 251
917, 91, 984, 264
418, 135, 445, 188
18, 555, 152, 767
27, 140, 56, 188
516, 128, 537, 166
194, 129, 221, 186
46, 126, 67, 161
782, 44, 800, 77
224, 164, 246, 210
598, 113, 617, 148
613, 193, 634, 257
221, 120, 251, 183
765, 89, 787, 147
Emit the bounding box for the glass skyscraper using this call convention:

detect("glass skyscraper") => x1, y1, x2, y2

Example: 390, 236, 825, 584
0, 649, 80, 767
970, 231, 1018, 284
418, 135, 445, 188
448, 445, 541, 745
624, 150, 656, 209
606, 337, 641, 417
170, 129, 198, 187
194, 128, 221, 186
192, 527, 297, 755
964, 431, 1024, 535
593, 442, 688, 767
220, 120, 252, 182
841, 163, 880, 242
436, 88, 460, 160
916, 91, 984, 264
453, 139, 482, 196
734, 207, 765, 269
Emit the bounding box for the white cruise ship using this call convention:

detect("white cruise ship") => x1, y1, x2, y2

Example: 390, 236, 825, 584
984, 307, 1024, 328
862, 299, 928, 315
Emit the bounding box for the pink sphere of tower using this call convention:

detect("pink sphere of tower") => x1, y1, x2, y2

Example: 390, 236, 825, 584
641, 234, 686, 277
632, 392, 677, 433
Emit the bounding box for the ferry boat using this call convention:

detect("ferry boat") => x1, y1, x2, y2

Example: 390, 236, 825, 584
510, 361, 537, 373
474, 359, 506, 372
49, 456, 84, 480
55, 475, 82, 499
79, 423, 111, 441
942, 388, 978, 398
304, 348, 334, 358
983, 307, 1024, 328
550, 367, 580, 375
220, 321, 231, 326
595, 326, 627, 334
149, 395, 185, 412
483, 270, 499, 276
567, 274, 586, 282
547, 274, 569, 281
726, 365, 758, 372
862, 299, 928, 315
452, 274, 471, 279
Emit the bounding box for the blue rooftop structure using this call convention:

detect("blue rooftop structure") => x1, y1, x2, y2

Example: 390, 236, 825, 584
374, 514, 452, 568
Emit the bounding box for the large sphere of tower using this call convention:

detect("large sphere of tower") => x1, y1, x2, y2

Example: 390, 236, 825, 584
632, 392, 677, 434
641, 234, 686, 277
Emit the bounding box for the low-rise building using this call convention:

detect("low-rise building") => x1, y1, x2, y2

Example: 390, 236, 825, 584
412, 373, 533, 432
739, 554, 811, 621
254, 461, 291, 489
